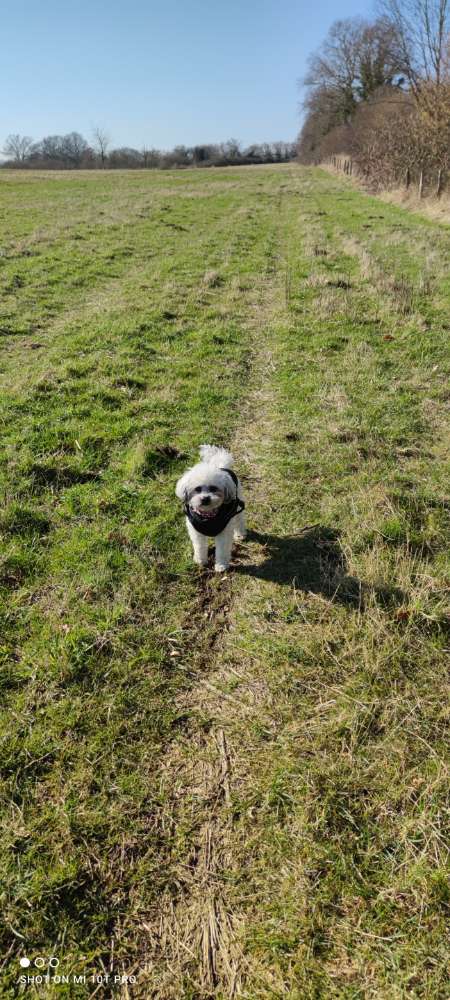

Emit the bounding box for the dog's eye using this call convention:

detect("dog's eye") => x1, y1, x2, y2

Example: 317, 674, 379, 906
207, 485, 218, 493
194, 486, 203, 493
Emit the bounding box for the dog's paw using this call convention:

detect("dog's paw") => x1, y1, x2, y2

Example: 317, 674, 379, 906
214, 563, 229, 573
234, 532, 246, 542
194, 557, 208, 567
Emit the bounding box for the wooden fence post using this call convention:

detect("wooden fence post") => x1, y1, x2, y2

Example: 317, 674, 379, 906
436, 168, 443, 198
418, 170, 424, 198
405, 167, 410, 190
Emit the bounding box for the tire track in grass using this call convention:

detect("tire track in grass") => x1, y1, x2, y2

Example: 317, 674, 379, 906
139, 185, 293, 1000
144, 179, 315, 1000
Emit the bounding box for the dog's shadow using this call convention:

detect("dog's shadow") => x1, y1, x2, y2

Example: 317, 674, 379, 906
233, 526, 404, 609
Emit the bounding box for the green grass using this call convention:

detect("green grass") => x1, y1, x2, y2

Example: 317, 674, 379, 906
0, 165, 448, 998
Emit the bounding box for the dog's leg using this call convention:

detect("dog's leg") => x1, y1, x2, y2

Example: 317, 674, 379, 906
234, 510, 246, 542
215, 523, 234, 572
186, 519, 208, 566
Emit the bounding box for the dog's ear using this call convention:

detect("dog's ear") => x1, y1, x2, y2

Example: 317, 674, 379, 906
221, 473, 233, 500
175, 471, 190, 500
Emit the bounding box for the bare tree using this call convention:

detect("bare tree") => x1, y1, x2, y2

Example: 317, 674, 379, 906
92, 126, 110, 167
304, 19, 362, 121
109, 146, 142, 168
304, 17, 404, 122
357, 19, 407, 97
378, 0, 450, 88
60, 132, 90, 167
223, 138, 241, 161
38, 135, 63, 161
2, 134, 33, 163
27, 133, 91, 168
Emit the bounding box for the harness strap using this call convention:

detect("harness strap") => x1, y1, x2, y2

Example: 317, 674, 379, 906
221, 467, 239, 491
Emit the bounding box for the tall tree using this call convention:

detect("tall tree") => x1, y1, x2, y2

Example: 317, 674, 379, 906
92, 127, 110, 167
303, 17, 404, 123
378, 0, 450, 88
59, 132, 89, 167
2, 134, 33, 163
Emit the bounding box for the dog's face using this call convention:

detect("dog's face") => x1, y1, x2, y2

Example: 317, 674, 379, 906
185, 481, 225, 514
175, 464, 232, 515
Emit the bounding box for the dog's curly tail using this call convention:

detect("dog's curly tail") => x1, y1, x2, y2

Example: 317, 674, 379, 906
199, 444, 234, 469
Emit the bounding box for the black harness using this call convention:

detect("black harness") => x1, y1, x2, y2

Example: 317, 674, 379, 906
184, 468, 245, 537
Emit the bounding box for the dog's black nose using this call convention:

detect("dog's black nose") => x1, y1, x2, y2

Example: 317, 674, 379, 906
201, 495, 211, 505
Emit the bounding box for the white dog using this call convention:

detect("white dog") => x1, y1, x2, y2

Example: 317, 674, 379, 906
175, 445, 246, 571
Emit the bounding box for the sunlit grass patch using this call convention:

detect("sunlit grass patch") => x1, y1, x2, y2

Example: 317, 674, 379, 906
0, 164, 448, 998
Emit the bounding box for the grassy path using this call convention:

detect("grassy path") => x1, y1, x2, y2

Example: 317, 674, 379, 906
0, 167, 448, 998
143, 170, 449, 999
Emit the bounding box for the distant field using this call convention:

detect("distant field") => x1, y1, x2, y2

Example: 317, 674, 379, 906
0, 165, 448, 998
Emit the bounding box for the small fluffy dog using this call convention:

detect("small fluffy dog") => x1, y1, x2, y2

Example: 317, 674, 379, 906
175, 445, 246, 571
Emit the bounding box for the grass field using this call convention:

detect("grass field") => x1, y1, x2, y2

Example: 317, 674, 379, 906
0, 164, 449, 998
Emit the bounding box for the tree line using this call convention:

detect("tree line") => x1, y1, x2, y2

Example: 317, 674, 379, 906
297, 0, 450, 194
1, 130, 296, 171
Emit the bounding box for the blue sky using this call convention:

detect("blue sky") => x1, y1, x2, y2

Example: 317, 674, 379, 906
2, 0, 373, 151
